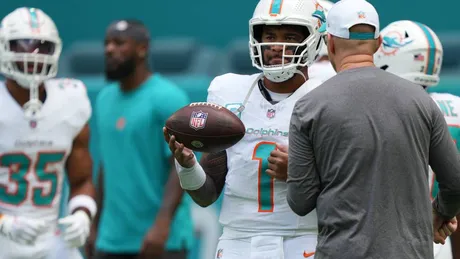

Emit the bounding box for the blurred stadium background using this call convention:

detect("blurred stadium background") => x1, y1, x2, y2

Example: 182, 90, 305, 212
3, 0, 460, 258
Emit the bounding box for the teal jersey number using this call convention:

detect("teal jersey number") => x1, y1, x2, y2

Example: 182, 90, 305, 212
252, 142, 276, 212
431, 125, 460, 199
0, 152, 66, 206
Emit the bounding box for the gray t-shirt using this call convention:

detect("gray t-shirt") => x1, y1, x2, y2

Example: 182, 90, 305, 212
287, 66, 460, 259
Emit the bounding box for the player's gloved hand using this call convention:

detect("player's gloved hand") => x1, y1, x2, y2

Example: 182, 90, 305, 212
0, 214, 48, 245
58, 210, 91, 248
266, 144, 289, 181
163, 127, 196, 168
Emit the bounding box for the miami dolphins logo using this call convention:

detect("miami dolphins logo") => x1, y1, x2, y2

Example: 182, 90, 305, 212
312, 3, 326, 33
381, 31, 414, 56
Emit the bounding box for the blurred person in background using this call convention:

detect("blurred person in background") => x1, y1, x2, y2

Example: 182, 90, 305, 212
164, 0, 327, 258
374, 20, 460, 259
0, 7, 96, 259
86, 19, 193, 259
309, 0, 336, 82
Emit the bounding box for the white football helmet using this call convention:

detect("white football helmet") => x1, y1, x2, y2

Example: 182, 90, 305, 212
249, 0, 326, 82
0, 7, 62, 119
316, 0, 333, 58
374, 20, 443, 87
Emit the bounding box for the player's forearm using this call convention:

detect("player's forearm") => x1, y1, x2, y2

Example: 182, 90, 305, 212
177, 157, 226, 207
93, 167, 104, 230
66, 125, 97, 219
156, 159, 184, 223
70, 177, 96, 198
187, 175, 218, 207
67, 158, 96, 218
69, 178, 97, 217
176, 151, 227, 207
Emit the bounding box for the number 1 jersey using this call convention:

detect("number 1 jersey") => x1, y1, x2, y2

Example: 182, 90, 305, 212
207, 73, 321, 239
0, 79, 91, 223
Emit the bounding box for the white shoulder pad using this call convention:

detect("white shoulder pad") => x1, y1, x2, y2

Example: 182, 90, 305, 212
309, 61, 336, 83
431, 92, 460, 103
207, 73, 261, 106
47, 78, 92, 135
448, 93, 460, 106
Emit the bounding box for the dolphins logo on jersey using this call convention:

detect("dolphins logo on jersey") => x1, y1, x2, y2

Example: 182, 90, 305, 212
381, 31, 414, 56
225, 103, 243, 118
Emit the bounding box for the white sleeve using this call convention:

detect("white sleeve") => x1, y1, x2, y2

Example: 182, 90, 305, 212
206, 76, 227, 106
65, 79, 92, 138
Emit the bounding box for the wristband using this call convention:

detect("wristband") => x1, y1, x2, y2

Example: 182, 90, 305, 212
175, 159, 206, 190
68, 195, 97, 219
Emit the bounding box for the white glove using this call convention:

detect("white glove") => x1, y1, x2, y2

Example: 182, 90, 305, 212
0, 215, 48, 245
58, 210, 91, 248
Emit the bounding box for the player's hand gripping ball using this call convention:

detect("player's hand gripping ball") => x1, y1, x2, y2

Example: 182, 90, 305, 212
165, 102, 245, 153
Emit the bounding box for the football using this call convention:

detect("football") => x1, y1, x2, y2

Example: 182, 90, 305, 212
165, 102, 245, 153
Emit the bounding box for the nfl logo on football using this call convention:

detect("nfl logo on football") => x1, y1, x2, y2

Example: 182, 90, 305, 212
189, 110, 208, 130
266, 109, 276, 119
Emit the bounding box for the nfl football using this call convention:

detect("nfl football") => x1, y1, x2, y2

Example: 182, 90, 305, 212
165, 102, 245, 153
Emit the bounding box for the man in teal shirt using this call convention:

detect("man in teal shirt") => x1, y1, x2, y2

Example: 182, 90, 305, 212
86, 20, 193, 259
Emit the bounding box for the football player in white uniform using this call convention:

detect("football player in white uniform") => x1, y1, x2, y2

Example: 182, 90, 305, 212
308, 0, 336, 83
164, 0, 326, 258
374, 20, 459, 259
0, 7, 96, 259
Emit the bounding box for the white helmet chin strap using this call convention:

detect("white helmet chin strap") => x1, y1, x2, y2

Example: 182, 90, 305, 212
22, 80, 43, 121
263, 66, 307, 83
293, 69, 307, 82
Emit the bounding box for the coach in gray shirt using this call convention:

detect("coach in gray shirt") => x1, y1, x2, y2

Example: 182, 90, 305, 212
286, 0, 460, 258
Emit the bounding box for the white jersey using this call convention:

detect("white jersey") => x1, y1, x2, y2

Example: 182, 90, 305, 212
0, 78, 91, 225
429, 92, 460, 258
308, 60, 336, 83
207, 73, 321, 239
428, 92, 460, 199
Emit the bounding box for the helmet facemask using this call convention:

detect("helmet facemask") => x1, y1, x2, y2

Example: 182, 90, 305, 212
0, 38, 60, 88
249, 23, 323, 83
